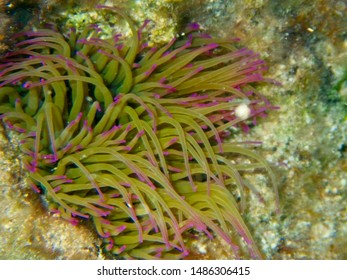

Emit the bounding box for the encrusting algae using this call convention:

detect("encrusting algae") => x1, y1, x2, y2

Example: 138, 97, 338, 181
0, 5, 278, 259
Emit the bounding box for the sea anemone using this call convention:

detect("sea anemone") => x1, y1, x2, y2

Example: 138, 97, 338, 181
0, 6, 278, 259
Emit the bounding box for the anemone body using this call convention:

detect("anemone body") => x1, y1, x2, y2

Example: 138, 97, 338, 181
0, 7, 277, 259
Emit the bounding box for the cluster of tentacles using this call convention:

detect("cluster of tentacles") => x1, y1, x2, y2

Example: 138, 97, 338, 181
0, 6, 278, 259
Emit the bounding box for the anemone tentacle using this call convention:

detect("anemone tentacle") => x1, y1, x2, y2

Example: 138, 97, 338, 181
0, 6, 278, 259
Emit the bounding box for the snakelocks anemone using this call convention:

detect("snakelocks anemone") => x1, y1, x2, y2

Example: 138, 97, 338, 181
0, 6, 279, 259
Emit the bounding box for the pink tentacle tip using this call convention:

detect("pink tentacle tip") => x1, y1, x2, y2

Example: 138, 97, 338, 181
155, 247, 164, 255
106, 238, 114, 251
165, 85, 177, 93
27, 161, 37, 173
69, 218, 79, 226
198, 33, 212, 39
42, 154, 54, 160
159, 77, 167, 84
206, 43, 219, 49
148, 181, 156, 190
62, 143, 73, 153
93, 102, 101, 113
4, 121, 13, 129
75, 144, 83, 151
187, 22, 200, 31
47, 154, 58, 164
136, 130, 145, 138
90, 23, 102, 32
184, 40, 192, 48
116, 225, 127, 233
76, 111, 83, 119
22, 81, 32, 89
81, 120, 88, 129
15, 126, 26, 133
125, 124, 132, 132
117, 44, 124, 51
113, 95, 122, 103
168, 137, 178, 145
101, 231, 111, 238
144, 64, 157, 76
113, 33, 122, 43
168, 166, 182, 173
118, 245, 126, 254
100, 218, 111, 225
149, 47, 157, 53
53, 186, 61, 193
30, 183, 41, 193
112, 124, 122, 131
182, 249, 190, 257
162, 50, 171, 57
136, 173, 146, 182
